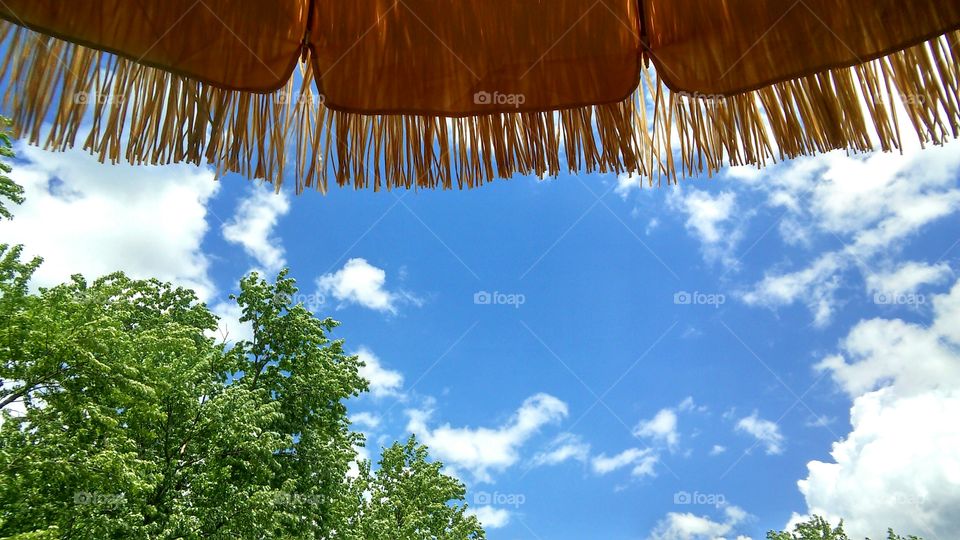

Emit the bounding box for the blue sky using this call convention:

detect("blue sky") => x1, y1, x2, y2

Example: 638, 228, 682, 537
3, 135, 960, 539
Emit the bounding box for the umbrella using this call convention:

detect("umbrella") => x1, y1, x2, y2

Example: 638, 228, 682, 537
1, 1, 958, 192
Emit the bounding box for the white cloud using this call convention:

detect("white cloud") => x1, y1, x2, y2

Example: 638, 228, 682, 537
709, 445, 726, 456
465, 506, 511, 529
677, 396, 699, 412
667, 189, 742, 267
634, 408, 679, 448
316, 258, 418, 314
591, 448, 659, 478
673, 190, 737, 245
796, 389, 960, 539
815, 280, 960, 398
531, 433, 590, 467
355, 347, 404, 399
210, 299, 255, 344
742, 253, 843, 327
633, 397, 703, 451
804, 415, 834, 428
735, 412, 785, 455
615, 172, 645, 198
741, 142, 960, 325
647, 504, 750, 540
221, 185, 290, 274
646, 217, 661, 235
865, 260, 951, 297
350, 412, 382, 430
406, 393, 568, 483
0, 146, 218, 299
794, 278, 960, 539
724, 165, 764, 182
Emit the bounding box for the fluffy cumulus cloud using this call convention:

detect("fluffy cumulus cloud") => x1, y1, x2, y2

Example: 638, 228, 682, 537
791, 278, 960, 539
0, 146, 219, 299
0, 146, 261, 347
740, 141, 960, 325
406, 393, 568, 483
735, 412, 785, 455
591, 447, 659, 478
647, 504, 750, 540
221, 185, 290, 274
354, 347, 404, 399
316, 258, 419, 314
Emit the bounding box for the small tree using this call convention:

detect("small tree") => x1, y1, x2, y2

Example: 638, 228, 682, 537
341, 436, 484, 539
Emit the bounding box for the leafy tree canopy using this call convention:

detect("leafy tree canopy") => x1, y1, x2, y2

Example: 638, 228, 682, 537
768, 515, 922, 540
0, 130, 484, 539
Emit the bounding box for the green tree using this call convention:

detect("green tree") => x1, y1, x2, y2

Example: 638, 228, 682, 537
0, 126, 483, 539
768, 515, 922, 540
339, 436, 484, 540
0, 117, 23, 220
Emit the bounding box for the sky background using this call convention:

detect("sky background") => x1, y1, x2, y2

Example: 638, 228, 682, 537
2, 132, 960, 539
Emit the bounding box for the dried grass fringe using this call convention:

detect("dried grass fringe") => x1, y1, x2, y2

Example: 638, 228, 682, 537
1, 21, 958, 193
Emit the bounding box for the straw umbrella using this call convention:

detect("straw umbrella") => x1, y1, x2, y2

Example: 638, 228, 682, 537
1, 1, 958, 192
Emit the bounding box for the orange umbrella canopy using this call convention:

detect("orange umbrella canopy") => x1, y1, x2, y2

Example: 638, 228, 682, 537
1, 1, 958, 192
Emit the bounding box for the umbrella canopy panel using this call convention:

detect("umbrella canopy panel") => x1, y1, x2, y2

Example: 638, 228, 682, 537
0, 0, 307, 91
647, 0, 960, 96
310, 0, 642, 115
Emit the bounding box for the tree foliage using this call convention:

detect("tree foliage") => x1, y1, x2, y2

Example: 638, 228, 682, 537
0, 132, 483, 539
340, 437, 484, 540
768, 515, 922, 540
0, 117, 24, 221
